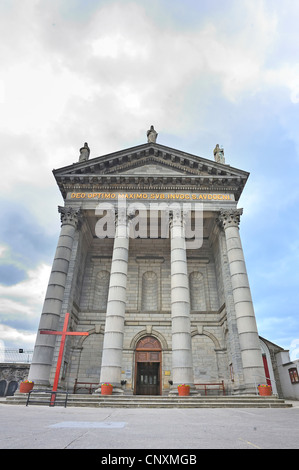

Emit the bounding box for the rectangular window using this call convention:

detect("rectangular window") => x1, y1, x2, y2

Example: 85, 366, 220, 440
62, 361, 68, 380
289, 367, 299, 384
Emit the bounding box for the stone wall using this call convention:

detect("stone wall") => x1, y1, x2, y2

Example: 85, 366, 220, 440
57, 233, 237, 394
0, 363, 30, 396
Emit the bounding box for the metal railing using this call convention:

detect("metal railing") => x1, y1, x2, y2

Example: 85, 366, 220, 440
73, 379, 99, 394
26, 389, 69, 407
194, 381, 226, 396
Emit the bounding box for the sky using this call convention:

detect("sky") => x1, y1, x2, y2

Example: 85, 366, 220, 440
0, 0, 298, 360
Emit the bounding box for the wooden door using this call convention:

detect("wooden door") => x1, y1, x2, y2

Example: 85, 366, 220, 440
136, 362, 160, 395
134, 336, 162, 395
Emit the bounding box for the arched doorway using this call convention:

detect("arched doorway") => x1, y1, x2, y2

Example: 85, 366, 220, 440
134, 336, 162, 395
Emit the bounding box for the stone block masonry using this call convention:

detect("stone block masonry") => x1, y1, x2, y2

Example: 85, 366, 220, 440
58, 225, 237, 394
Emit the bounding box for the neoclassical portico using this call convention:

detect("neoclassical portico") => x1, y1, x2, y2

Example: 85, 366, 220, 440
29, 134, 267, 396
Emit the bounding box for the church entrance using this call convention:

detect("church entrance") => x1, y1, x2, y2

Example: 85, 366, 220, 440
134, 336, 162, 395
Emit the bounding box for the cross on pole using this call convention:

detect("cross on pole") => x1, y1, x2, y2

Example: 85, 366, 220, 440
40, 312, 89, 405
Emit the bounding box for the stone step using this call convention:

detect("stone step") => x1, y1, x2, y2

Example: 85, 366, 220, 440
4, 393, 292, 408
7, 392, 286, 401
96, 395, 291, 408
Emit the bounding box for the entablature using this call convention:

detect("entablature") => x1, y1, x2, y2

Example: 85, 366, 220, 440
53, 142, 249, 202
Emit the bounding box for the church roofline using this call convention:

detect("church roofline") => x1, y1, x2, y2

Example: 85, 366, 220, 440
259, 336, 286, 352
52, 141, 249, 201
53, 142, 249, 178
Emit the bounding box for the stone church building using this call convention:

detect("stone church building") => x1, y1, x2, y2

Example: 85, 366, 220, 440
28, 127, 267, 396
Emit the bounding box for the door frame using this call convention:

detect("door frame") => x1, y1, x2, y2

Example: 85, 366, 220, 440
134, 336, 162, 395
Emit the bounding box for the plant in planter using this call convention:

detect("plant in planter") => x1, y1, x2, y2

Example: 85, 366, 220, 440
19, 380, 34, 393
177, 384, 190, 396
101, 383, 113, 395
257, 384, 272, 396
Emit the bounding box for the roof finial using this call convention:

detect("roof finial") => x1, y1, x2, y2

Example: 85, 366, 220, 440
147, 125, 158, 143
213, 144, 225, 164
79, 142, 90, 162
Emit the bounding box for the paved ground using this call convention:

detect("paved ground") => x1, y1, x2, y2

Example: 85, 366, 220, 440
0, 400, 299, 452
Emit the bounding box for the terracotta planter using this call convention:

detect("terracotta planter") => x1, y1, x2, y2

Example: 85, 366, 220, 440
19, 382, 34, 393
178, 385, 190, 396
101, 384, 113, 395
258, 385, 272, 396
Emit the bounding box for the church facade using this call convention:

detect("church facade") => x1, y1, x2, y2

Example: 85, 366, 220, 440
29, 129, 266, 395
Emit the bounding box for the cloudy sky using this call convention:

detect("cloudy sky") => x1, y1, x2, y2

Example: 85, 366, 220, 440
0, 0, 298, 360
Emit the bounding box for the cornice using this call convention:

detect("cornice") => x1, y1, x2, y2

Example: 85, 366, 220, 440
53, 142, 249, 201
56, 175, 245, 198
53, 143, 249, 179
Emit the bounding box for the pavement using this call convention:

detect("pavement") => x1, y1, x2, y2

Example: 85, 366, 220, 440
0, 400, 299, 451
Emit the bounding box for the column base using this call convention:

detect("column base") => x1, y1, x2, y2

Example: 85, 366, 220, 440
231, 384, 260, 395
29, 380, 52, 390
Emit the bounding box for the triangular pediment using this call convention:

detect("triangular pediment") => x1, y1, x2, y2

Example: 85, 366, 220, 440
121, 163, 187, 176
53, 142, 249, 201
107, 153, 210, 176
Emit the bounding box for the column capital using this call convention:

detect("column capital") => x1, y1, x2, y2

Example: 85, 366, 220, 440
58, 206, 82, 229
217, 208, 243, 230
115, 206, 134, 225
168, 207, 184, 228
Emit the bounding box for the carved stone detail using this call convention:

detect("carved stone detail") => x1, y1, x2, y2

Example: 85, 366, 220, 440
168, 208, 182, 227
213, 144, 225, 164
79, 142, 90, 162
58, 206, 82, 228
217, 208, 243, 229
146, 125, 158, 143
115, 206, 129, 225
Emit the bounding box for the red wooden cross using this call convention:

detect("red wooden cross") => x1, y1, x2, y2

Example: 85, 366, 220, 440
40, 312, 89, 404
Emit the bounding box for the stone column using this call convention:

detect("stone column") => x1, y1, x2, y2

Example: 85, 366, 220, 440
29, 206, 82, 387
170, 209, 194, 389
217, 209, 266, 393
215, 228, 245, 389
99, 207, 129, 391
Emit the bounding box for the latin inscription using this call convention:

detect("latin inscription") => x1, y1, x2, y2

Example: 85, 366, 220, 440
70, 192, 231, 201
